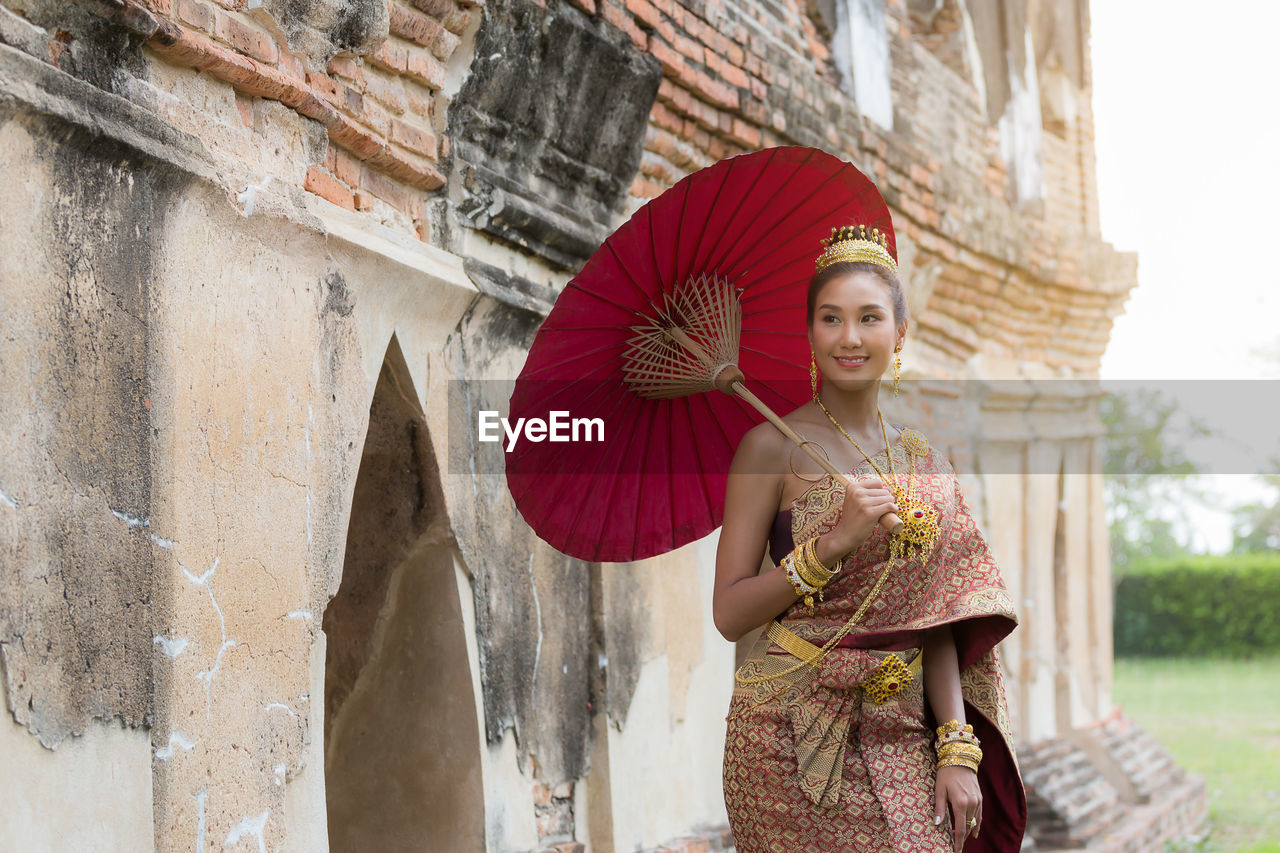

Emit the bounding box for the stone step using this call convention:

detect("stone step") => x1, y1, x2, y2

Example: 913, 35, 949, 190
1023, 712, 1208, 853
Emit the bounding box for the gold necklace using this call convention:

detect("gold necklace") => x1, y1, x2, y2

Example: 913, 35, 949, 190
815, 399, 941, 567
815, 400, 900, 490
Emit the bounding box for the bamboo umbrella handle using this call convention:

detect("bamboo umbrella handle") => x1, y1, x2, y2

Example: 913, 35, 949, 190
723, 374, 903, 535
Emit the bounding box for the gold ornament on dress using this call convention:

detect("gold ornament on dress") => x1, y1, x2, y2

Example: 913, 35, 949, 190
861, 653, 912, 703
815, 225, 898, 275
815, 403, 941, 568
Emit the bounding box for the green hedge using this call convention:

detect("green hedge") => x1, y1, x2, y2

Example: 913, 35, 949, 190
1113, 553, 1280, 657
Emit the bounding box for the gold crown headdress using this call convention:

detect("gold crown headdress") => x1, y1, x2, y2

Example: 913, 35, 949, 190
814, 225, 897, 274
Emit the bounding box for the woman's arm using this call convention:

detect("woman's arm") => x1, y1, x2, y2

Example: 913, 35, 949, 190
923, 624, 983, 850
711, 424, 898, 642
711, 424, 803, 642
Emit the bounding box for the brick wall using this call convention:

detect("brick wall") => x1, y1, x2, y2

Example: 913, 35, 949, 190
2, 0, 1132, 376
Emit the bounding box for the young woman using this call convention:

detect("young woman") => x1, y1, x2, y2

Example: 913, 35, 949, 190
713, 225, 1026, 852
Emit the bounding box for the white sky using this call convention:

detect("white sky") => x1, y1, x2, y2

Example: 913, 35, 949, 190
1090, 0, 1280, 550
1092, 0, 1280, 381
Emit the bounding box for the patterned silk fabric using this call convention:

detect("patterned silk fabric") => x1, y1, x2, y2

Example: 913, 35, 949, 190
723, 439, 1025, 852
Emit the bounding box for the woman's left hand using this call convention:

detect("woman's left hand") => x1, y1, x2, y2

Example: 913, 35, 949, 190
934, 765, 981, 852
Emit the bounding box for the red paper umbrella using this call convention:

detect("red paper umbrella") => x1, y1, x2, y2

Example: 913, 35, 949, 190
505, 146, 897, 562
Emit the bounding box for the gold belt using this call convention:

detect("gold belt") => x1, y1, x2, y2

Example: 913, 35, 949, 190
765, 620, 923, 703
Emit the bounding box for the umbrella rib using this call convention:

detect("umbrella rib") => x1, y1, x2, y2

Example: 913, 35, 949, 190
664, 398, 679, 554
563, 274, 659, 320
721, 150, 836, 275
682, 154, 739, 281
703, 148, 813, 275
672, 173, 691, 289
517, 340, 625, 380
509, 382, 640, 552
697, 149, 779, 274
680, 388, 715, 535
733, 168, 880, 282
738, 343, 809, 372
563, 389, 650, 559
692, 386, 738, 467
625, 397, 662, 559
737, 190, 885, 297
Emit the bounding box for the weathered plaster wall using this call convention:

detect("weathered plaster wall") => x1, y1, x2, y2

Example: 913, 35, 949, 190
0, 714, 155, 851
591, 535, 736, 851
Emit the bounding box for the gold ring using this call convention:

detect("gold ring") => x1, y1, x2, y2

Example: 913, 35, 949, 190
965, 818, 977, 829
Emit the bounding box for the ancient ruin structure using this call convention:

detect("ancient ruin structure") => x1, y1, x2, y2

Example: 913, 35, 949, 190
0, 0, 1205, 850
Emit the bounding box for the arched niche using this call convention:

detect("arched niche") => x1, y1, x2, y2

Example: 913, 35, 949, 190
323, 334, 484, 851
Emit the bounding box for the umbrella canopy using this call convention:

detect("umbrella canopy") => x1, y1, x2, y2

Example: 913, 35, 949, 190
505, 146, 895, 562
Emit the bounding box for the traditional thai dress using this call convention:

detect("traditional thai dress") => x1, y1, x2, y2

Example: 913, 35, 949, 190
723, 435, 1027, 852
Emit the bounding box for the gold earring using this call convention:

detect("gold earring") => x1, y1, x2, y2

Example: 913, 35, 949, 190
892, 344, 902, 398
810, 351, 819, 401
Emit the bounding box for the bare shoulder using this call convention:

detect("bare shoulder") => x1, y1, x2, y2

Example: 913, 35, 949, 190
732, 420, 789, 472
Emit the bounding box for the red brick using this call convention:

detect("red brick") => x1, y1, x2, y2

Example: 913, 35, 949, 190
440, 7, 473, 35
630, 175, 663, 198
371, 40, 408, 74
213, 10, 278, 63
391, 118, 438, 157
719, 58, 748, 89
360, 167, 419, 215
691, 69, 738, 110
277, 51, 305, 82
175, 0, 213, 31
333, 149, 363, 188
326, 55, 365, 86
625, 0, 673, 43
740, 96, 767, 124
368, 146, 446, 190
728, 117, 760, 147
648, 36, 684, 76
671, 31, 703, 63
650, 101, 682, 134
364, 71, 408, 114
407, 0, 453, 17
304, 166, 355, 210
307, 71, 341, 103
402, 80, 433, 118
566, 0, 596, 13
601, 1, 646, 49
389, 4, 461, 61
405, 46, 446, 90
329, 113, 384, 159
361, 100, 392, 138
295, 92, 339, 125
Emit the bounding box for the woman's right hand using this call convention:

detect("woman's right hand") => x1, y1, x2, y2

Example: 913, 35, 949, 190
821, 476, 898, 559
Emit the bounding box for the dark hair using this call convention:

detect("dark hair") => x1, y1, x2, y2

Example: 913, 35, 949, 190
805, 262, 908, 327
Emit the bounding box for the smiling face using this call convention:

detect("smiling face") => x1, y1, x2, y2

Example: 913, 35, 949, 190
808, 270, 906, 394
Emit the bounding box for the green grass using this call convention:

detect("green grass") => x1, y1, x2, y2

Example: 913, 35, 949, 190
1114, 657, 1280, 853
